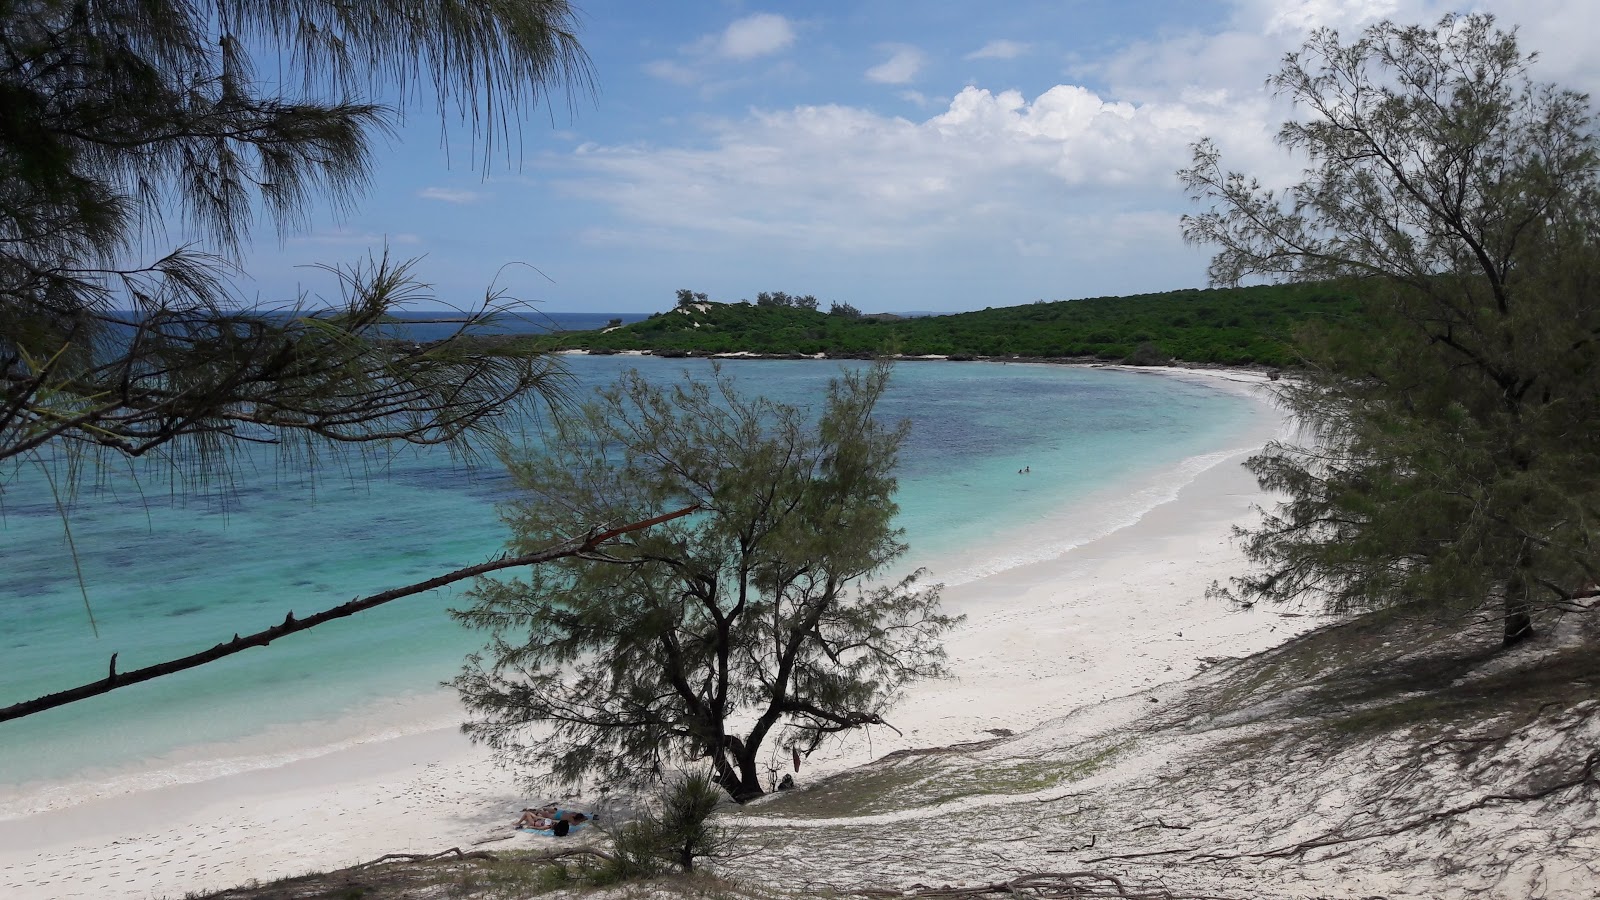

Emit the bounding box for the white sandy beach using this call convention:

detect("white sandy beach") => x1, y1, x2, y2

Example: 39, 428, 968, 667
0, 367, 1323, 900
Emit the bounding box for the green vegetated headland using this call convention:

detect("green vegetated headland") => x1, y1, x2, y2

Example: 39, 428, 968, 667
528, 282, 1363, 366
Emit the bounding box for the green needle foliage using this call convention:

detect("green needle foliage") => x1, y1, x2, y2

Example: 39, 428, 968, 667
605, 771, 731, 876
1181, 15, 1600, 647
453, 362, 958, 801
1, 0, 593, 494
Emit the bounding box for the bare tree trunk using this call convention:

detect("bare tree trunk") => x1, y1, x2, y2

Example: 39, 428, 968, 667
707, 734, 766, 802
733, 744, 766, 802
709, 745, 747, 800
678, 839, 696, 873
1503, 572, 1534, 649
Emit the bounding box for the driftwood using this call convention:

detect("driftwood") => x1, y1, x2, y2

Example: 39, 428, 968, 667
349, 843, 615, 871
351, 847, 499, 869
0, 505, 698, 722
840, 871, 1235, 899
1083, 848, 1198, 864
1131, 819, 1191, 832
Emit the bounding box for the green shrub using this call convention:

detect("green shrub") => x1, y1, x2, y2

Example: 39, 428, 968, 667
595, 770, 733, 882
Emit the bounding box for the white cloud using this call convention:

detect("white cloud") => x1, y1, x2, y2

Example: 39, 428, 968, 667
1093, 0, 1417, 103
1236, 0, 1401, 35
556, 0, 1600, 305
417, 187, 484, 204
1477, 0, 1600, 96
558, 82, 1273, 259
1084, 0, 1600, 169
718, 13, 796, 60
643, 13, 797, 86
967, 39, 1031, 60
866, 45, 926, 84
643, 59, 698, 85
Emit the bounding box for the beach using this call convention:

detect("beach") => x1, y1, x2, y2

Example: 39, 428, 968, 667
0, 367, 1322, 899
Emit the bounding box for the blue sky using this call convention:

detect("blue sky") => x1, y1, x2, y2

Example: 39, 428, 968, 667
240, 0, 1600, 315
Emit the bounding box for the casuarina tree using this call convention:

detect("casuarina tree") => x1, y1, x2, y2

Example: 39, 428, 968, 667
2, 0, 592, 489
1181, 15, 1600, 647
453, 362, 957, 800
0, 1, 595, 718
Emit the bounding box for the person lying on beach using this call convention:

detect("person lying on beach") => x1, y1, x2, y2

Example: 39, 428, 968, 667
514, 807, 591, 829
514, 809, 556, 829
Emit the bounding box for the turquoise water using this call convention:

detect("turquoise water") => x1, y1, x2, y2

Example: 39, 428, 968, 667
0, 359, 1267, 798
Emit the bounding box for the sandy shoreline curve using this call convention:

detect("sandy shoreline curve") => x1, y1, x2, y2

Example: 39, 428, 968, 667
0, 365, 1323, 900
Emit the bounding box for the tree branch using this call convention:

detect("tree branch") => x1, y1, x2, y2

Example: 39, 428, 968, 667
0, 504, 699, 723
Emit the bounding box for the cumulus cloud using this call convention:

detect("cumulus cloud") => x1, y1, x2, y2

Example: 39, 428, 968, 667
718, 13, 796, 60
418, 187, 484, 204
866, 45, 926, 84
559, 0, 1600, 303
1238, 0, 1401, 35
1089, 0, 1600, 140
1094, 0, 1415, 100
644, 13, 797, 86
967, 39, 1030, 60
1469, 0, 1600, 96
559, 81, 1274, 258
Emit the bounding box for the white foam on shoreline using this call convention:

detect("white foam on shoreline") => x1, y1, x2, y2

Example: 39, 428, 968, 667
0, 688, 463, 821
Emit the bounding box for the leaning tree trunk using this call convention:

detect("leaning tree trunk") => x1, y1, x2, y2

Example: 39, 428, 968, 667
709, 747, 745, 799
732, 744, 766, 802
709, 736, 765, 802
1503, 570, 1534, 649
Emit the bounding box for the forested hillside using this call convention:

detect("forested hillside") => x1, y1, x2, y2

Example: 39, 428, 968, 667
531, 282, 1362, 366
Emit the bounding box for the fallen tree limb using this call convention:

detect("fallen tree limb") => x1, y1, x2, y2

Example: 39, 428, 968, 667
838, 870, 1234, 899
352, 847, 497, 869
0, 505, 698, 722
351, 843, 615, 873
1083, 847, 1198, 863
1132, 819, 1192, 832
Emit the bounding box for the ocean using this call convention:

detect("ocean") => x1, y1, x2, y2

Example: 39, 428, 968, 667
378, 311, 651, 340
0, 356, 1271, 810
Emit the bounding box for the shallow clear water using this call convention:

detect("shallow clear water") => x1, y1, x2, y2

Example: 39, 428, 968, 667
0, 359, 1267, 796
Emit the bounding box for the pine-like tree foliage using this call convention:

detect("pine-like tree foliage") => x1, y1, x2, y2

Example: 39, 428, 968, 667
605, 770, 730, 874
452, 363, 958, 801
1180, 15, 1600, 646
1, 1, 592, 488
